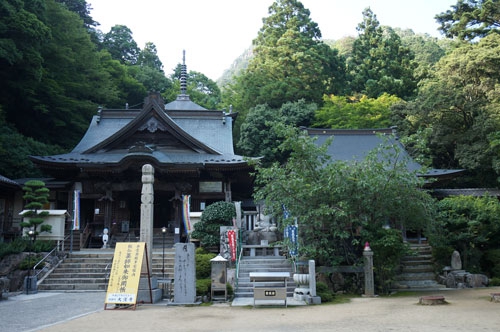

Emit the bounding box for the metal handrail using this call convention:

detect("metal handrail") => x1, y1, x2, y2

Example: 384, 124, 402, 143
32, 245, 65, 279
235, 229, 243, 291
104, 261, 112, 283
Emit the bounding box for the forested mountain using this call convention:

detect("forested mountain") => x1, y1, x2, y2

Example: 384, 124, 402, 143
1, 0, 500, 188
0, 0, 221, 178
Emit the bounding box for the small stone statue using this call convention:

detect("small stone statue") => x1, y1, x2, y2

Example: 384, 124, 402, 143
451, 250, 462, 270
102, 228, 109, 249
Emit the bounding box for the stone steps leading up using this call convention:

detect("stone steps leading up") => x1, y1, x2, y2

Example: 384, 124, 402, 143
38, 249, 176, 291
393, 244, 443, 290
235, 256, 296, 298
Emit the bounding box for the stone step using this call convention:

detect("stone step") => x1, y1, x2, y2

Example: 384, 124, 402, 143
402, 254, 433, 262
396, 272, 436, 281
401, 265, 434, 273
234, 256, 295, 299
42, 277, 108, 284
393, 279, 442, 289
37, 283, 108, 291
39, 249, 176, 291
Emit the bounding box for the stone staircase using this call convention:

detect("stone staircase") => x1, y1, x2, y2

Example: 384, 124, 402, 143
38, 244, 176, 292
393, 244, 443, 290
235, 256, 296, 298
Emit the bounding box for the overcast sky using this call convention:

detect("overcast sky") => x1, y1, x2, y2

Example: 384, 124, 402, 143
89, 0, 457, 81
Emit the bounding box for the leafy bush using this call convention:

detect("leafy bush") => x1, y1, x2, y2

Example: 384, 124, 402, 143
0, 238, 28, 259
19, 254, 43, 270
195, 247, 216, 279
489, 277, 500, 286
316, 281, 335, 302
191, 201, 236, 248
363, 228, 410, 294
196, 278, 211, 296
429, 195, 500, 273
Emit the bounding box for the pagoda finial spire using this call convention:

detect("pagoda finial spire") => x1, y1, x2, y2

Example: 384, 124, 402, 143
180, 50, 187, 95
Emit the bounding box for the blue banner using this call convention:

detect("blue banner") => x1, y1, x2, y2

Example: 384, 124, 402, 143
284, 225, 298, 256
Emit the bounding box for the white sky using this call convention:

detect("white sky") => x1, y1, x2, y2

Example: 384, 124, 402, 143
89, 0, 457, 81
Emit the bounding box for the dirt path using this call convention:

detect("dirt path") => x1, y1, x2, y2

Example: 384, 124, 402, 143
40, 287, 500, 332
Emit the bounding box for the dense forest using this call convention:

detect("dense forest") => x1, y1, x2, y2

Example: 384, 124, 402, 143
1, 0, 500, 188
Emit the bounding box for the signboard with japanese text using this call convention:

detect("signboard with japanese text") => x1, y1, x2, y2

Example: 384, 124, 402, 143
105, 242, 145, 307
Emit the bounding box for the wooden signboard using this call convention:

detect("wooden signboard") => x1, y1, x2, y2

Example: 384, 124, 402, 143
104, 242, 150, 309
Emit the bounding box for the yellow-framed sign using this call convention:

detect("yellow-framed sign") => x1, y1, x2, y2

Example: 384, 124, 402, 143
105, 242, 148, 309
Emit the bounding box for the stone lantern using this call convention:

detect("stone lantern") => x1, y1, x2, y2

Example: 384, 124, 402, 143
210, 254, 228, 301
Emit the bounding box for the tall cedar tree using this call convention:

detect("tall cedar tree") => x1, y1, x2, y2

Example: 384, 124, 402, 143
348, 8, 417, 99
234, 0, 345, 110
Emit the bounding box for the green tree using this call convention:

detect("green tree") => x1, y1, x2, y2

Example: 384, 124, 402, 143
253, 126, 434, 272
348, 8, 417, 99
435, 0, 500, 41
1, 0, 113, 149
99, 50, 147, 109
233, 0, 345, 110
314, 93, 400, 129
55, 0, 97, 29
137, 42, 163, 72
102, 24, 140, 65
129, 43, 173, 95
165, 64, 221, 109
395, 33, 500, 186
237, 99, 316, 164
429, 195, 500, 273
20, 180, 51, 241
396, 29, 450, 80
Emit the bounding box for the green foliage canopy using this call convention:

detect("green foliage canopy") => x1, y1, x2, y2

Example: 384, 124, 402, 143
394, 33, 500, 186
348, 8, 417, 99
314, 93, 400, 129
253, 126, 434, 268
233, 0, 345, 110
20, 180, 51, 241
435, 0, 500, 41
237, 99, 316, 164
429, 195, 500, 273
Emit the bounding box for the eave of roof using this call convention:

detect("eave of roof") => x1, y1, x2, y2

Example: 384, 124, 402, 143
0, 174, 20, 188
307, 127, 464, 178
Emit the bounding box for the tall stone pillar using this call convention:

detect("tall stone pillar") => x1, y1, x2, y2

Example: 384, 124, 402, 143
363, 242, 375, 297
140, 164, 154, 274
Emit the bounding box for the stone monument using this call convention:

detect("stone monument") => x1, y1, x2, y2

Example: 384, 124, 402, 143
441, 250, 489, 288
173, 243, 197, 304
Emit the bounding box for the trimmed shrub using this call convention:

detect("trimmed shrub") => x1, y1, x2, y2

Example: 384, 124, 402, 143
316, 281, 335, 303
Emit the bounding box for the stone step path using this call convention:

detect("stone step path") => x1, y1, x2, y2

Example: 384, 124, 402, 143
235, 256, 296, 298
37, 249, 176, 291
393, 244, 444, 290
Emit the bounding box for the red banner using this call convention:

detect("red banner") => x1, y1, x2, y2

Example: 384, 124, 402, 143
228, 230, 236, 261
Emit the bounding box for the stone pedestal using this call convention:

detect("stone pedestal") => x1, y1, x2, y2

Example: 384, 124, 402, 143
137, 277, 162, 304
24, 276, 37, 295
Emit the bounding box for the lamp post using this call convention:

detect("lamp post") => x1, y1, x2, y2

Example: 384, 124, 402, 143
26, 230, 34, 295
161, 226, 167, 279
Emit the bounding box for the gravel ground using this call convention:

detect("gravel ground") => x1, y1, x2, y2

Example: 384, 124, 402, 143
9, 287, 498, 332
